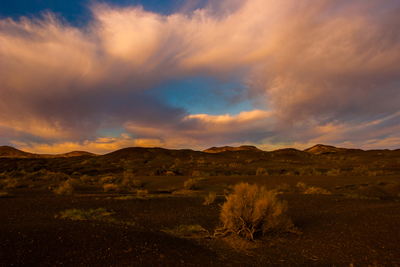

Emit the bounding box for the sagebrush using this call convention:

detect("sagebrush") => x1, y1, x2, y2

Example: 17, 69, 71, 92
215, 182, 293, 240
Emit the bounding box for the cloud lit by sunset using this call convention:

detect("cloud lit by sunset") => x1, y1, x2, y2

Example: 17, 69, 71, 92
1, 0, 400, 154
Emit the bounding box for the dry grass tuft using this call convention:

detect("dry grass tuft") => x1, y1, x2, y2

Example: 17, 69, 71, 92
184, 179, 197, 190
103, 183, 119, 192
122, 171, 141, 188
203, 191, 217, 205
297, 182, 331, 194
303, 187, 331, 194
136, 189, 148, 196
215, 182, 293, 241
53, 180, 74, 195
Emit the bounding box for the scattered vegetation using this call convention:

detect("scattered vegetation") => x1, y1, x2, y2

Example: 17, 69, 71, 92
215, 182, 294, 241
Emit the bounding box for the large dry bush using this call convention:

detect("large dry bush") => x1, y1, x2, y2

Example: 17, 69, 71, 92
215, 182, 293, 241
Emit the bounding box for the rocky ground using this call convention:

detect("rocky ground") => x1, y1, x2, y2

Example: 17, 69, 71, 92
1, 174, 400, 267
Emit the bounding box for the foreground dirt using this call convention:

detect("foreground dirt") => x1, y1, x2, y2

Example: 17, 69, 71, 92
1, 178, 400, 267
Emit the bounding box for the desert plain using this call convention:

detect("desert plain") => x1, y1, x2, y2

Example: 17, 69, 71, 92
1, 144, 400, 266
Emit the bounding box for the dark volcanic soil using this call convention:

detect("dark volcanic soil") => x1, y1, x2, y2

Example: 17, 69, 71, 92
1, 180, 400, 267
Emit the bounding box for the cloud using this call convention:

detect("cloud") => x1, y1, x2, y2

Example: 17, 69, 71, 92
1, 0, 400, 153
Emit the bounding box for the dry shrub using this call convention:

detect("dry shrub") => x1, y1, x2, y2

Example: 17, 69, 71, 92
103, 183, 119, 192
296, 166, 321, 176
275, 183, 292, 194
44, 171, 69, 181
136, 189, 148, 196
203, 191, 217, 205
296, 182, 308, 191
215, 182, 293, 241
122, 171, 141, 188
100, 176, 116, 184
256, 167, 268, 175
326, 168, 341, 176
165, 224, 208, 237
297, 182, 331, 194
3, 178, 22, 189
303, 187, 331, 194
80, 175, 92, 183
53, 180, 74, 195
352, 165, 370, 176
122, 177, 141, 188
184, 179, 197, 190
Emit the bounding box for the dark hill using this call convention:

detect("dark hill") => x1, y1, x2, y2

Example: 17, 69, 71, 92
304, 144, 349, 155
57, 151, 97, 158
0, 146, 37, 158
203, 145, 262, 153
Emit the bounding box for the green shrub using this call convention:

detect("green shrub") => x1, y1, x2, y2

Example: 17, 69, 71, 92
215, 182, 293, 240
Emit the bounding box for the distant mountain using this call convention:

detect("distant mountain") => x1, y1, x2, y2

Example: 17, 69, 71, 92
0, 146, 37, 158
203, 145, 262, 153
304, 144, 350, 154
0, 146, 97, 158
56, 151, 97, 158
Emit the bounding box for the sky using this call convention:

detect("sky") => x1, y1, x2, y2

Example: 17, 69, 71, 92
1, 0, 400, 154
